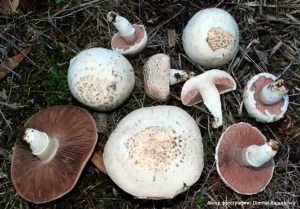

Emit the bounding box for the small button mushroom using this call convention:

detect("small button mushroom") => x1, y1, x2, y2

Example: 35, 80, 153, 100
216, 123, 279, 195
144, 53, 194, 102
243, 72, 295, 123
103, 105, 204, 199
11, 106, 98, 204
181, 69, 236, 128
182, 8, 239, 68
107, 11, 148, 56
67, 47, 135, 111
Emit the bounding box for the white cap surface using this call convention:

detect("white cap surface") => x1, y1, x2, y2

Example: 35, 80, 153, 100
182, 8, 239, 68
67, 48, 135, 111
103, 105, 204, 199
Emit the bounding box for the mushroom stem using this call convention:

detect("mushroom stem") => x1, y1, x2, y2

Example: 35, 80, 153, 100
259, 79, 293, 105
235, 140, 279, 168
107, 11, 137, 45
169, 69, 194, 86
195, 82, 222, 128
24, 128, 58, 162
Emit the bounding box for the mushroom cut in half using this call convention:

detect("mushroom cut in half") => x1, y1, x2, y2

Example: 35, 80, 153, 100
11, 106, 97, 204
107, 11, 148, 55
244, 73, 295, 123
216, 123, 279, 195
103, 106, 204, 199
182, 8, 239, 68
144, 53, 194, 102
68, 47, 135, 111
181, 69, 236, 128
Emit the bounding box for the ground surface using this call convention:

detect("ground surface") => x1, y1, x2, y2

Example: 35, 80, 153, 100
0, 0, 300, 208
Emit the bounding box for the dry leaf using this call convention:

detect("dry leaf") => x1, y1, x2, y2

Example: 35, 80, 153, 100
286, 127, 300, 136
168, 29, 177, 48
0, 89, 7, 100
0, 47, 31, 80
0, 0, 19, 14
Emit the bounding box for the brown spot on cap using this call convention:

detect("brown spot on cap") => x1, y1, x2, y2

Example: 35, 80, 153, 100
207, 27, 234, 51
216, 123, 274, 194
11, 105, 97, 204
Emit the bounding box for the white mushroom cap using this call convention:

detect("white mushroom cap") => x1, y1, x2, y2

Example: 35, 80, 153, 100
143, 54, 171, 102
243, 73, 289, 123
67, 48, 135, 111
181, 69, 236, 128
103, 105, 204, 199
182, 8, 239, 68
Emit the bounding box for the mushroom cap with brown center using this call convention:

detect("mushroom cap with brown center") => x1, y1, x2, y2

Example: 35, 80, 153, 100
215, 122, 275, 194
11, 105, 97, 204
182, 8, 239, 68
103, 105, 204, 199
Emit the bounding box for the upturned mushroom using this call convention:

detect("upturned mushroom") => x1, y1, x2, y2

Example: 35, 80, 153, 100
67, 47, 135, 111
243, 72, 295, 123
181, 69, 236, 128
101, 105, 204, 199
11, 105, 97, 204
182, 8, 239, 68
107, 11, 148, 55
144, 53, 194, 102
216, 122, 279, 195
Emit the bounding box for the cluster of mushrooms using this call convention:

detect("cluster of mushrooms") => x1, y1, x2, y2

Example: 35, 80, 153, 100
10, 8, 295, 204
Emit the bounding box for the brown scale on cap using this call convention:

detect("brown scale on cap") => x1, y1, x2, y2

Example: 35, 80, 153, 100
11, 105, 97, 204
126, 126, 185, 172
207, 27, 234, 51
75, 75, 116, 106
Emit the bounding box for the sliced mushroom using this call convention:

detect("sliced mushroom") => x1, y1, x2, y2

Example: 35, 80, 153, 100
216, 122, 279, 194
67, 47, 135, 111
144, 53, 194, 102
107, 11, 148, 56
103, 105, 204, 199
182, 8, 239, 68
11, 105, 97, 204
181, 69, 236, 128
243, 72, 295, 123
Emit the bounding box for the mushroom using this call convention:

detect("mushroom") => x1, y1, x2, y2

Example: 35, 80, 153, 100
103, 105, 204, 199
215, 122, 279, 194
182, 8, 239, 68
67, 47, 135, 111
144, 53, 194, 102
181, 69, 236, 128
107, 11, 148, 56
243, 72, 295, 123
11, 105, 97, 204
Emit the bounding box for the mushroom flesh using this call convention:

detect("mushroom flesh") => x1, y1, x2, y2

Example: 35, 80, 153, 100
181, 69, 236, 128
